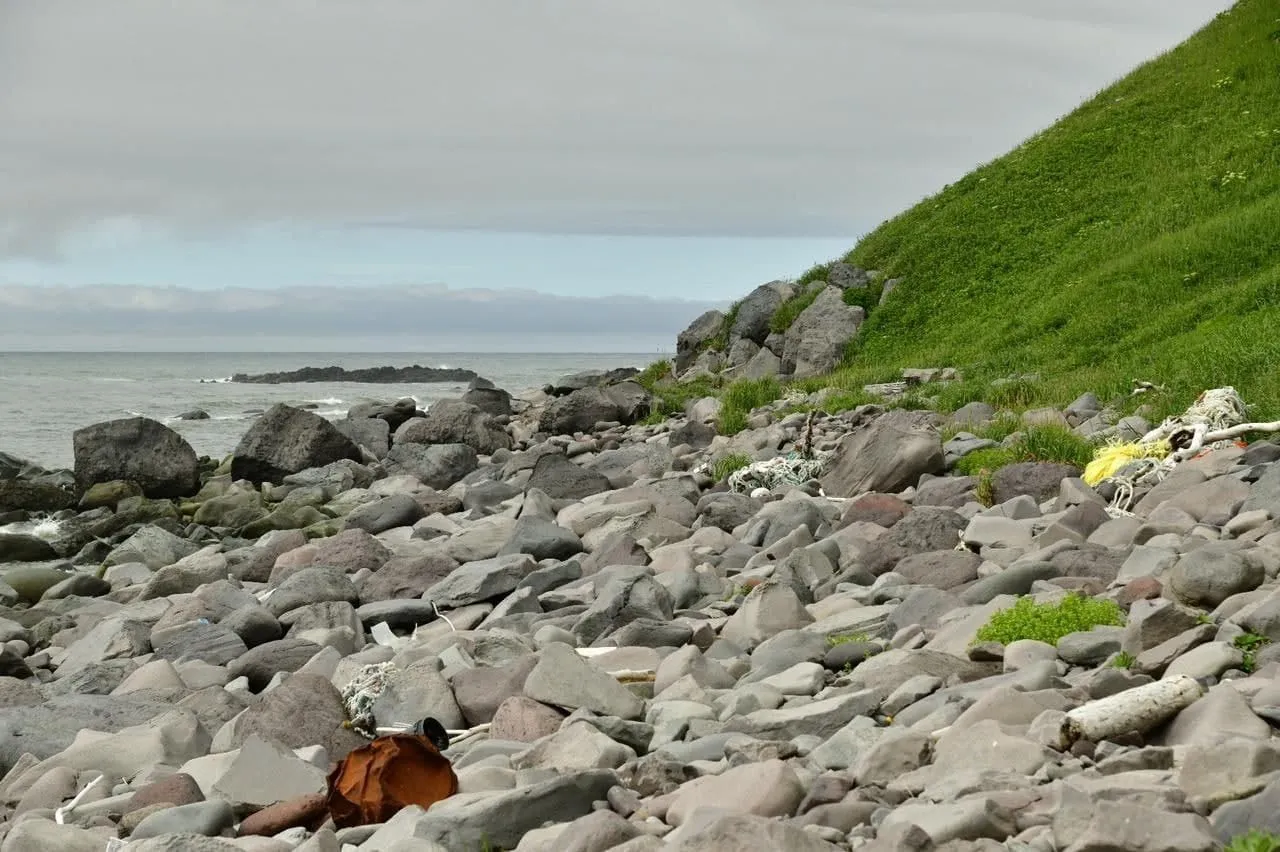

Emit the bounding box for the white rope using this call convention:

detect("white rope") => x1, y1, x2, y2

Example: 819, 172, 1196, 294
727, 454, 827, 494
341, 661, 398, 739
1100, 387, 1266, 517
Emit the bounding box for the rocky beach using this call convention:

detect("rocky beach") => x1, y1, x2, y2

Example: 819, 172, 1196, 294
0, 356, 1278, 852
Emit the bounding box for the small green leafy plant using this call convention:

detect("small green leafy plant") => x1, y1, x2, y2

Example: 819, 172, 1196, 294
1225, 829, 1280, 852
1110, 651, 1136, 669
1234, 632, 1271, 672
975, 593, 1125, 647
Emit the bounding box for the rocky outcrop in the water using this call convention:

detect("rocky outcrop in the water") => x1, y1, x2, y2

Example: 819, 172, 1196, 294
229, 365, 483, 384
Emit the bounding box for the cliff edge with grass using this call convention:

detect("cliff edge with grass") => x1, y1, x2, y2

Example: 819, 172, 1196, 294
661, 0, 1278, 434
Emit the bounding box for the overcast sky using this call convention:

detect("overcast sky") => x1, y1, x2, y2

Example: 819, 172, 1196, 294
0, 1, 1230, 351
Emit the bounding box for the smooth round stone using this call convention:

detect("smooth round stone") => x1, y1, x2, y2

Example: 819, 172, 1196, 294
129, 800, 235, 840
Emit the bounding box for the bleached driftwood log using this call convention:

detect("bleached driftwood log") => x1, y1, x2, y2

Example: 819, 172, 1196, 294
1058, 674, 1204, 748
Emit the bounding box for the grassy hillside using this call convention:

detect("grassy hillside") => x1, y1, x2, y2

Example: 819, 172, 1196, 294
805, 0, 1280, 422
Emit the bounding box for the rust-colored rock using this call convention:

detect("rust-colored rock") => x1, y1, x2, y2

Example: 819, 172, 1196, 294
1118, 576, 1163, 606
839, 493, 911, 529
489, 695, 566, 743
238, 792, 329, 836
126, 773, 204, 814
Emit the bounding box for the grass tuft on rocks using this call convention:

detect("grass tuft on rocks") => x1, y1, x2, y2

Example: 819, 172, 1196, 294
769, 285, 823, 334
718, 377, 783, 436
710, 452, 752, 483
975, 593, 1125, 647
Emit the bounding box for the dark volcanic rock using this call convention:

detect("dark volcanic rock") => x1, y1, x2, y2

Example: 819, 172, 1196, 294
539, 383, 652, 435
231, 404, 363, 484
72, 417, 200, 498
231, 364, 481, 384
0, 479, 78, 513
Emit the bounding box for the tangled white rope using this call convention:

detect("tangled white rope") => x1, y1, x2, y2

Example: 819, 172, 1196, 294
727, 454, 827, 494
341, 661, 398, 738
1099, 386, 1279, 516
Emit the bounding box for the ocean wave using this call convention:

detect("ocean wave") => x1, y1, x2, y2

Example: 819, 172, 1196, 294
0, 517, 62, 540
125, 409, 145, 417
99, 377, 137, 383
313, 407, 348, 417
308, 397, 343, 406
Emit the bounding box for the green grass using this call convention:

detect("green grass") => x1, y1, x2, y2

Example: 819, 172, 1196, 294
975, 593, 1125, 647
770, 284, 823, 334
1226, 830, 1280, 852
827, 631, 870, 646
803, 0, 1280, 421
710, 452, 752, 482
718, 377, 783, 435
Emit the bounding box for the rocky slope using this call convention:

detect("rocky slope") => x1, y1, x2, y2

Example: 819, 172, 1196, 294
0, 373, 1277, 851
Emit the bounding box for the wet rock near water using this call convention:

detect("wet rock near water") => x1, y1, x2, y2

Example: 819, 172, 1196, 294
0, 370, 1278, 852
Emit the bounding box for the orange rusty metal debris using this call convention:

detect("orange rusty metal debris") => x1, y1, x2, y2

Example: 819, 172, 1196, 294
325, 731, 459, 828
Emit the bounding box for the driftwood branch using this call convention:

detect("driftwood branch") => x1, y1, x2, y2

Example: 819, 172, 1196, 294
1057, 674, 1203, 748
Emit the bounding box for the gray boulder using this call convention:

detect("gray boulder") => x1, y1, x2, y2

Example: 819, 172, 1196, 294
231, 404, 362, 484
526, 453, 611, 500
821, 409, 944, 497
1169, 543, 1264, 607
731, 283, 787, 345
72, 417, 200, 498
395, 399, 512, 455
782, 285, 866, 378
676, 309, 725, 373
383, 442, 478, 490
462, 386, 513, 417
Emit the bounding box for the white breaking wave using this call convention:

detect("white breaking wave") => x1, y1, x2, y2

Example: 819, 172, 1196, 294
308, 397, 343, 406
313, 408, 347, 418
0, 517, 62, 540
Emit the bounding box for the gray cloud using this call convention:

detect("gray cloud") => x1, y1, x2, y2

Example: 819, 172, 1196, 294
0, 283, 721, 352
0, 1, 1230, 255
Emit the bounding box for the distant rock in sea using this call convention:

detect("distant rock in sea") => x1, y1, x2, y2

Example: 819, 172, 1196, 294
229, 365, 483, 384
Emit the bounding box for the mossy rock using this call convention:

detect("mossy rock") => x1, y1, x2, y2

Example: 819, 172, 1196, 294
239, 504, 329, 538
78, 480, 145, 511
2, 565, 73, 604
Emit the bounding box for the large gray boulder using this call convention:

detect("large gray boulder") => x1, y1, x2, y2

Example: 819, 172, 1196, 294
525, 453, 611, 500
231, 404, 362, 484
675, 309, 726, 373
381, 442, 478, 490
731, 282, 789, 345
395, 399, 511, 455
72, 417, 200, 498
821, 409, 945, 497
781, 286, 865, 378
539, 383, 653, 436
